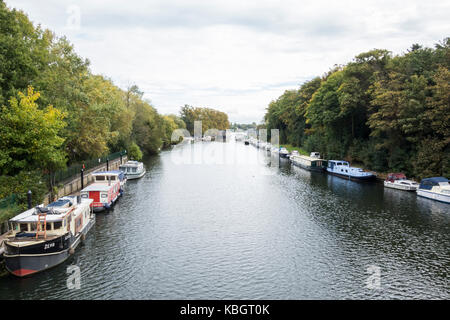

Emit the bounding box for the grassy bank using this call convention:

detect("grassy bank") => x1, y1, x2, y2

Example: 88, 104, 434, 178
282, 144, 309, 156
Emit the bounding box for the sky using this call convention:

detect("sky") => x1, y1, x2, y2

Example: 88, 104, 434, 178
5, 0, 450, 123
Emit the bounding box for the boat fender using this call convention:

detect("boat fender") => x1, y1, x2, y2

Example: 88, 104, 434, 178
69, 247, 75, 255
81, 234, 86, 242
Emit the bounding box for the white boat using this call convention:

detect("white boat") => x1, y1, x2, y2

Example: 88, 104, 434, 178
2, 196, 94, 277
327, 160, 376, 180
119, 161, 146, 180
417, 177, 450, 204
279, 147, 289, 158
384, 173, 418, 191
288, 150, 299, 158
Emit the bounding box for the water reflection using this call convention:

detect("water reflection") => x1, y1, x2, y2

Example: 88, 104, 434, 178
0, 141, 448, 300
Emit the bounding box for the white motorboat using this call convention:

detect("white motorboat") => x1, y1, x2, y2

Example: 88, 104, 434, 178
417, 177, 450, 204
384, 173, 418, 191
119, 160, 146, 180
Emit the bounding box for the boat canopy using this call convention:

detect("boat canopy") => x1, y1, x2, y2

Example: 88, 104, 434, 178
419, 177, 449, 189
387, 173, 407, 180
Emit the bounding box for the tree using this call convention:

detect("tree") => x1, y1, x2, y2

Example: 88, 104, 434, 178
0, 87, 66, 175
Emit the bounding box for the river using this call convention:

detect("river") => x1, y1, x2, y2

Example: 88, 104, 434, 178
0, 140, 448, 299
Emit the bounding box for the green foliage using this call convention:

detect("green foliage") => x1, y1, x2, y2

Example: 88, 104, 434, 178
0, 87, 67, 175
180, 105, 230, 135
0, 171, 47, 210
264, 39, 450, 179
127, 142, 143, 161
0, 3, 188, 203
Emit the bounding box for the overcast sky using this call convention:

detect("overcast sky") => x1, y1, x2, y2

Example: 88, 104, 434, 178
6, 0, 450, 123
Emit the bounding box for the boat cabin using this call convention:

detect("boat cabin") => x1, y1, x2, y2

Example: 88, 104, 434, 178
386, 173, 407, 182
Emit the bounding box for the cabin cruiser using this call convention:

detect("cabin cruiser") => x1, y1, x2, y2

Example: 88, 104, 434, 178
2, 196, 94, 277
279, 147, 289, 158
290, 152, 327, 172
384, 173, 418, 191
119, 161, 146, 180
326, 160, 376, 180
417, 177, 450, 204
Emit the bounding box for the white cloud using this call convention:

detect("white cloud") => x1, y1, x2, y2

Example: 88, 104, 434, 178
5, 0, 450, 123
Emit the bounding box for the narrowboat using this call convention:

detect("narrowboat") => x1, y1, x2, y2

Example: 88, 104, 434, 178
326, 160, 376, 180
417, 177, 450, 204
81, 171, 123, 212
2, 196, 94, 277
290, 153, 327, 172
384, 173, 418, 191
119, 161, 146, 180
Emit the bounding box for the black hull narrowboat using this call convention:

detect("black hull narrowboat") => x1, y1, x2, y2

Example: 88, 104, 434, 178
2, 196, 94, 277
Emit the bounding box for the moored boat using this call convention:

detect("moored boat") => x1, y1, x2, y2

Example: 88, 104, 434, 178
279, 147, 289, 158
2, 196, 94, 277
290, 153, 327, 172
119, 161, 146, 180
326, 160, 376, 180
417, 177, 450, 204
288, 150, 299, 159
81, 171, 124, 212
384, 173, 418, 191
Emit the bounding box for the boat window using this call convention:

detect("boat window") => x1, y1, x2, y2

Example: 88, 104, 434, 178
101, 193, 108, 198
81, 193, 88, 198
96, 176, 105, 181
132, 168, 137, 173
20, 223, 28, 232
46, 222, 52, 230
110, 176, 116, 181
54, 221, 62, 230
345, 170, 348, 173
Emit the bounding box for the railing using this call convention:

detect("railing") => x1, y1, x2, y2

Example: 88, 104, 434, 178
45, 151, 126, 186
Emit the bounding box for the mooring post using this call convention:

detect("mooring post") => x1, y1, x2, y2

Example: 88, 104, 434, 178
27, 190, 32, 209
81, 168, 84, 190
106, 158, 109, 171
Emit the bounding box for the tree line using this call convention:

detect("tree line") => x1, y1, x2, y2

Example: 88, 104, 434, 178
180, 105, 229, 135
0, 2, 186, 208
264, 40, 449, 179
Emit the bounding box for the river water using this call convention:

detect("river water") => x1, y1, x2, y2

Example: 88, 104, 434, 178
0, 140, 449, 299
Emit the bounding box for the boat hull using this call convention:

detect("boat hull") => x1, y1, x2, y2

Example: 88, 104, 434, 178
327, 170, 376, 181
292, 161, 325, 172
126, 170, 146, 180
384, 181, 417, 191
417, 189, 450, 204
